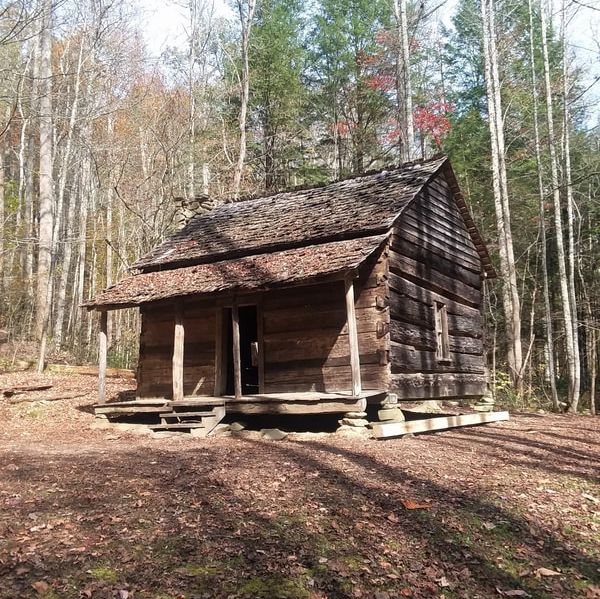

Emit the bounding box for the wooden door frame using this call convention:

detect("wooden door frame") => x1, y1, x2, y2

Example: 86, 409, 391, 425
213, 298, 264, 397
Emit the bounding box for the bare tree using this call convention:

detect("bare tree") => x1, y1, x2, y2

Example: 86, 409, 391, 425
392, 0, 414, 162
481, 0, 523, 394
231, 0, 256, 198
35, 0, 54, 370
527, 0, 559, 409
539, 0, 579, 410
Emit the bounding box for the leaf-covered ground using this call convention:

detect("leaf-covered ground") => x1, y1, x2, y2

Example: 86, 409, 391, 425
0, 372, 599, 599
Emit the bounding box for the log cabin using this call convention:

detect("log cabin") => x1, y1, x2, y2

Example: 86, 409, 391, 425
85, 156, 496, 434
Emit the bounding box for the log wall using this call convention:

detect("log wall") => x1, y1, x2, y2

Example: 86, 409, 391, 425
388, 175, 487, 400
137, 301, 216, 399
262, 251, 390, 393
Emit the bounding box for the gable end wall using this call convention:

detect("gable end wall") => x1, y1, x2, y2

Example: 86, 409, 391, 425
386, 174, 488, 400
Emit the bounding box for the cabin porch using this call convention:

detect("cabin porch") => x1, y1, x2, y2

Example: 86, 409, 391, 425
94, 389, 386, 417
93, 390, 387, 436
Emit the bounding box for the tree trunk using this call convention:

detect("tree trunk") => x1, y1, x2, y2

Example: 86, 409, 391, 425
560, 0, 581, 412
393, 0, 414, 162
481, 0, 523, 394
539, 0, 579, 410
231, 0, 256, 198
36, 0, 54, 368
528, 0, 559, 409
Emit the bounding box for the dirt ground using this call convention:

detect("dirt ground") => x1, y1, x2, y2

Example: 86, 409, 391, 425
0, 372, 599, 599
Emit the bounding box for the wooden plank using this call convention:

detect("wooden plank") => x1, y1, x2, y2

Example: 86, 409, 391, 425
389, 238, 482, 289
264, 331, 382, 363
345, 275, 362, 397
389, 372, 488, 400
95, 405, 166, 415
389, 291, 482, 338
226, 397, 368, 415
387, 273, 482, 319
390, 341, 485, 374
393, 228, 482, 272
372, 411, 509, 439
398, 216, 480, 259
214, 307, 225, 396
263, 306, 377, 336
388, 251, 481, 307
404, 205, 475, 247
257, 300, 265, 393
98, 311, 108, 404
388, 321, 483, 355
231, 299, 242, 399
172, 302, 185, 402
264, 363, 387, 391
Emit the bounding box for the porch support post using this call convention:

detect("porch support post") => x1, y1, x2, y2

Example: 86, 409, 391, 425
232, 298, 242, 399
172, 301, 185, 401
214, 307, 225, 396
98, 310, 108, 404
344, 274, 362, 397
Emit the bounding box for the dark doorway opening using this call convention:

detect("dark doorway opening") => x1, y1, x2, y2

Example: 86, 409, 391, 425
225, 305, 259, 395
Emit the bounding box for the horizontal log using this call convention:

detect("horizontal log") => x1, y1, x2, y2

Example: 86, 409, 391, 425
389, 372, 488, 400
45, 364, 135, 379
388, 251, 481, 307
263, 306, 379, 335
389, 238, 482, 289
404, 205, 475, 248
416, 187, 468, 229
387, 273, 482, 318
398, 215, 480, 260
264, 282, 342, 310
226, 397, 368, 415
266, 351, 382, 372
372, 411, 509, 439
264, 363, 388, 392
1, 384, 53, 397
264, 331, 384, 363
389, 321, 483, 355
393, 228, 482, 272
390, 342, 485, 374
389, 291, 482, 338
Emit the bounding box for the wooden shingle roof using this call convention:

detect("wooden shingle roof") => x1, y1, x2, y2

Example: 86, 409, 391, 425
86, 156, 494, 309
133, 156, 448, 272
84, 235, 388, 309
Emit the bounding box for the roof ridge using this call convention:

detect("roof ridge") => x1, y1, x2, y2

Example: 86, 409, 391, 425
219, 154, 447, 206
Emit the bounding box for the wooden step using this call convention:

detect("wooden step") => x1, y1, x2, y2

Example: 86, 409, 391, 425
150, 422, 207, 430
95, 399, 168, 408
160, 410, 214, 418
171, 398, 226, 407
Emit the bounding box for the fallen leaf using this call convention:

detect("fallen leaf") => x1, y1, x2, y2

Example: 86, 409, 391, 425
496, 588, 530, 597
534, 567, 561, 577
583, 493, 599, 504
32, 581, 49, 595
437, 576, 450, 587
482, 521, 497, 530
387, 512, 399, 522
401, 499, 432, 510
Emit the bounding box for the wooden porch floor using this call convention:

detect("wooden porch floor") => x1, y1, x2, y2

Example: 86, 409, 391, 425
95, 390, 386, 417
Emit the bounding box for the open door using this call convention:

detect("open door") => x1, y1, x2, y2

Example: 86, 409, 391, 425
224, 305, 260, 395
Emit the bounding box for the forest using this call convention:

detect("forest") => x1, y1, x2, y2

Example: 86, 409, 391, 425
0, 0, 598, 414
